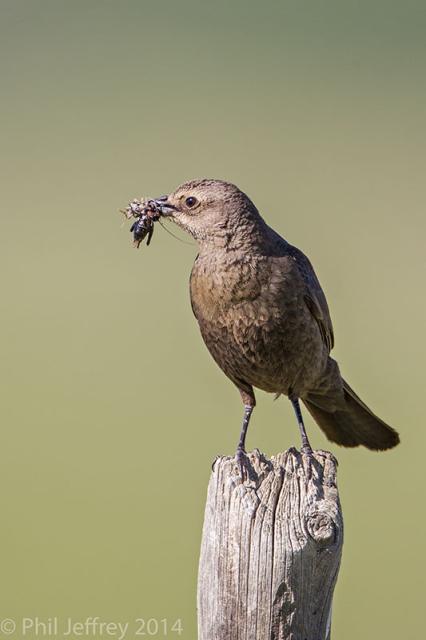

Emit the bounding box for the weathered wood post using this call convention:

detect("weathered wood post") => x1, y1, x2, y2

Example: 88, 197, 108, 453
197, 448, 343, 640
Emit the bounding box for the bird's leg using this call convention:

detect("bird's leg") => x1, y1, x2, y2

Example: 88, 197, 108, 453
290, 396, 313, 454
235, 388, 256, 480
235, 405, 254, 479
290, 396, 314, 479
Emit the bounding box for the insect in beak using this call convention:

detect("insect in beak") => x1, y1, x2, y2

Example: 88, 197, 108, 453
121, 197, 176, 248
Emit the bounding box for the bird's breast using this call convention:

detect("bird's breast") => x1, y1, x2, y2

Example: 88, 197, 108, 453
189, 252, 327, 395
190, 254, 264, 319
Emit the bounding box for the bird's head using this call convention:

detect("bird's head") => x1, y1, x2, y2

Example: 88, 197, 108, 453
150, 178, 265, 247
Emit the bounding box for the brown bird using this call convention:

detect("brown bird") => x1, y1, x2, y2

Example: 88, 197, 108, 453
151, 179, 399, 471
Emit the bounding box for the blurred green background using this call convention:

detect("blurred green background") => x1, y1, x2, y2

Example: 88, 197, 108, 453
1, 1, 424, 638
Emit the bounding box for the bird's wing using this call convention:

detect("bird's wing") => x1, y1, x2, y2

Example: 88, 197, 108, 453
288, 245, 335, 352
303, 292, 334, 352
189, 254, 200, 319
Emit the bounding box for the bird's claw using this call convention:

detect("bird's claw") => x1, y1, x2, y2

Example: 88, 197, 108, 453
300, 445, 314, 480
301, 444, 313, 455
211, 455, 221, 471
235, 447, 251, 481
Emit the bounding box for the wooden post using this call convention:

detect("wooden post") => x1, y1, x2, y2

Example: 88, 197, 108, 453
197, 448, 343, 640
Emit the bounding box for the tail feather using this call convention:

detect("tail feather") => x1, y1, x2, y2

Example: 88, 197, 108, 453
303, 379, 400, 451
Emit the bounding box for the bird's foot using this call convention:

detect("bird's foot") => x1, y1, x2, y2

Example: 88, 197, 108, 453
300, 444, 314, 480
301, 444, 313, 455
235, 447, 251, 482
211, 454, 221, 471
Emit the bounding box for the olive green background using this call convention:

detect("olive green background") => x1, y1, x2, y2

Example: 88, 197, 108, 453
1, 1, 425, 638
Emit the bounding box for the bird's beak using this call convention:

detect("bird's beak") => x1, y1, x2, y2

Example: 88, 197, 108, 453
152, 195, 177, 217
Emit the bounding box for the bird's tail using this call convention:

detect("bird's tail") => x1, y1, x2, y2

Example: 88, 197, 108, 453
302, 379, 400, 450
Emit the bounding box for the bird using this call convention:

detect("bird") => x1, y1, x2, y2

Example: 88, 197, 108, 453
150, 179, 399, 473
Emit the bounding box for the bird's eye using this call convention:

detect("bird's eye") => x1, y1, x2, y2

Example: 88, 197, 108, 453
185, 196, 198, 208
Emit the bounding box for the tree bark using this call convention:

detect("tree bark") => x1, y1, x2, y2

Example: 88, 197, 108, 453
197, 448, 343, 640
